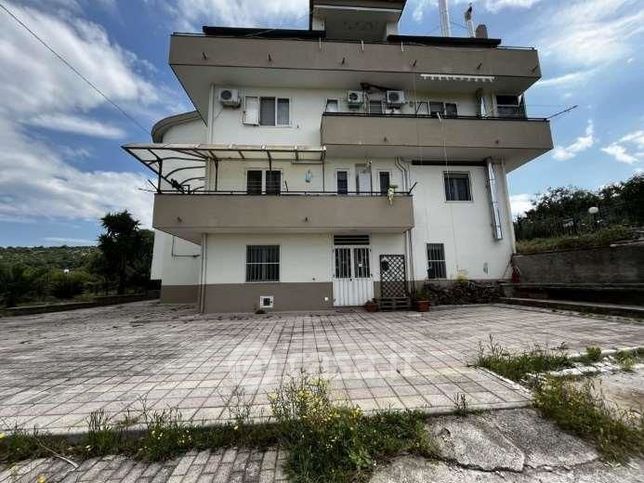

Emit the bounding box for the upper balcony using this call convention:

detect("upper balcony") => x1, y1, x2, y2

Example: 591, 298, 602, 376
153, 192, 414, 244
321, 111, 553, 171
169, 33, 542, 119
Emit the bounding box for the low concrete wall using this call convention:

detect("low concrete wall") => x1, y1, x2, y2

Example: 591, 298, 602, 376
3, 292, 160, 317
513, 244, 644, 284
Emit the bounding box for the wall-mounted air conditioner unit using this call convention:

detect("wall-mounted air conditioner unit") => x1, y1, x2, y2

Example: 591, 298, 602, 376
217, 88, 241, 107
386, 90, 406, 107
347, 90, 365, 107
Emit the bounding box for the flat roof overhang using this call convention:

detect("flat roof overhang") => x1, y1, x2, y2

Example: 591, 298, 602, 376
153, 193, 415, 244
321, 114, 553, 172
169, 34, 541, 119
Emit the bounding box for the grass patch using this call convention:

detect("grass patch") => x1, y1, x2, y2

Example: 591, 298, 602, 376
516, 225, 635, 255
1, 374, 436, 482
269, 373, 435, 482
534, 377, 644, 462
474, 336, 573, 383
577, 346, 603, 364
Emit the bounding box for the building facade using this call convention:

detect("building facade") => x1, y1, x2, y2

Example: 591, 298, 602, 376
124, 0, 553, 313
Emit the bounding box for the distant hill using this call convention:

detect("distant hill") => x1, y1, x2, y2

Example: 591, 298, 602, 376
0, 246, 99, 271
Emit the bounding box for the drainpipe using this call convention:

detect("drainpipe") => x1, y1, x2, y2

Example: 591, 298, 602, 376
485, 157, 503, 241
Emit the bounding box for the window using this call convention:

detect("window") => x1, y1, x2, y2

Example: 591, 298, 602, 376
246, 170, 281, 194
265, 170, 281, 195
444, 172, 472, 201
427, 243, 447, 279
369, 100, 383, 114
496, 95, 525, 118
257, 97, 290, 126
246, 245, 279, 282
445, 103, 458, 117
379, 171, 391, 195
336, 170, 348, 195
430, 102, 444, 116
325, 99, 339, 112
243, 96, 260, 125
246, 170, 262, 195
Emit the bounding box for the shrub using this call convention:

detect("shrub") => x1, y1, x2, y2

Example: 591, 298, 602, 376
475, 336, 572, 383
269, 372, 434, 482
49, 270, 90, 299
420, 280, 502, 306
534, 377, 644, 462
516, 225, 635, 255
582, 346, 602, 363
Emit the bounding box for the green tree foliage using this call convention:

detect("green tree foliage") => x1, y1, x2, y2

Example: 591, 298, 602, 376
0, 264, 37, 307
516, 174, 643, 240
96, 211, 153, 295
0, 211, 154, 307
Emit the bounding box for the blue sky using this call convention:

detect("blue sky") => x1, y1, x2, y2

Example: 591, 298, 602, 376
0, 0, 642, 246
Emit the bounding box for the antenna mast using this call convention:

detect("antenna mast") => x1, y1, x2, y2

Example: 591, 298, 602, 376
464, 3, 475, 37
438, 0, 451, 37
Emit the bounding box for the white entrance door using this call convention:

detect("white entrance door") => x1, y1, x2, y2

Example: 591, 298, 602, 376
332, 246, 374, 306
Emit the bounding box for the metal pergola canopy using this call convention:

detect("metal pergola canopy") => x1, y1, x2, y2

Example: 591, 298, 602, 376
122, 143, 327, 193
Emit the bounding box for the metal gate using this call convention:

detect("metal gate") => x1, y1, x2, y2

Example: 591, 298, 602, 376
332, 246, 374, 306
379, 254, 408, 298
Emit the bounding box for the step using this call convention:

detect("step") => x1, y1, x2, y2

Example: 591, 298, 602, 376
376, 297, 411, 311
500, 297, 644, 319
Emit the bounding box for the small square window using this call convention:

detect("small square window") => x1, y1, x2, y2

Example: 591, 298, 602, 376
444, 172, 472, 201
258, 97, 290, 126
427, 243, 447, 279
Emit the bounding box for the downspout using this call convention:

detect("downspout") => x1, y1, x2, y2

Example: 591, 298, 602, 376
500, 159, 517, 254
485, 158, 504, 241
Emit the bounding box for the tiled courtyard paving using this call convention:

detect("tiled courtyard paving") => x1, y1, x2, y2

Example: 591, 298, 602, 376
0, 302, 642, 435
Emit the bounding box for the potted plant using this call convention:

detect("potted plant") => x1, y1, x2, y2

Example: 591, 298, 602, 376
412, 292, 431, 312
364, 299, 379, 312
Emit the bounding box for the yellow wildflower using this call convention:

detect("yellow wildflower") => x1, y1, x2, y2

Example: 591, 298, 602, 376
0, 432, 5, 440
37, 475, 47, 483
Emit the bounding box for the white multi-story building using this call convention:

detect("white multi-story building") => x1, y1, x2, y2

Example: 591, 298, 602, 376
124, 0, 553, 313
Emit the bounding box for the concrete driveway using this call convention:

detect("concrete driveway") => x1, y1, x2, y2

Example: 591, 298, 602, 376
0, 302, 642, 434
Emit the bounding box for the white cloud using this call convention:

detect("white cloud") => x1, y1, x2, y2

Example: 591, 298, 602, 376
152, 0, 309, 31
44, 237, 97, 245
535, 69, 595, 89
601, 129, 644, 165
28, 114, 126, 139
510, 193, 533, 218
552, 120, 595, 161
0, 2, 156, 226
411, 0, 542, 23
0, 119, 153, 226
537, 0, 644, 68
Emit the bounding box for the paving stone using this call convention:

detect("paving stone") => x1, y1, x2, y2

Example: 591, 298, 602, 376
428, 414, 525, 472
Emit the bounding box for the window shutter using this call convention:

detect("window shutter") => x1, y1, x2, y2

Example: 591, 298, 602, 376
243, 96, 259, 125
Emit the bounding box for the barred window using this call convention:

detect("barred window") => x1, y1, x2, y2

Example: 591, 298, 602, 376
246, 246, 280, 282
427, 243, 447, 279
444, 172, 472, 201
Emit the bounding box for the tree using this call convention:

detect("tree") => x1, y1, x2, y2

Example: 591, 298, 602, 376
97, 211, 151, 295
0, 264, 35, 307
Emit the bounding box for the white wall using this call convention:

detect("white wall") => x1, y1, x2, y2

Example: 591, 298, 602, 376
151, 231, 201, 286
205, 233, 333, 284
408, 163, 514, 281
209, 86, 479, 146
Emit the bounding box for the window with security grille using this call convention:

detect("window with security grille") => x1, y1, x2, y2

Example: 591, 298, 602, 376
265, 170, 281, 195
246, 170, 262, 195
444, 172, 472, 201
246, 246, 280, 282
379, 171, 391, 195
336, 170, 348, 194
427, 243, 447, 279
